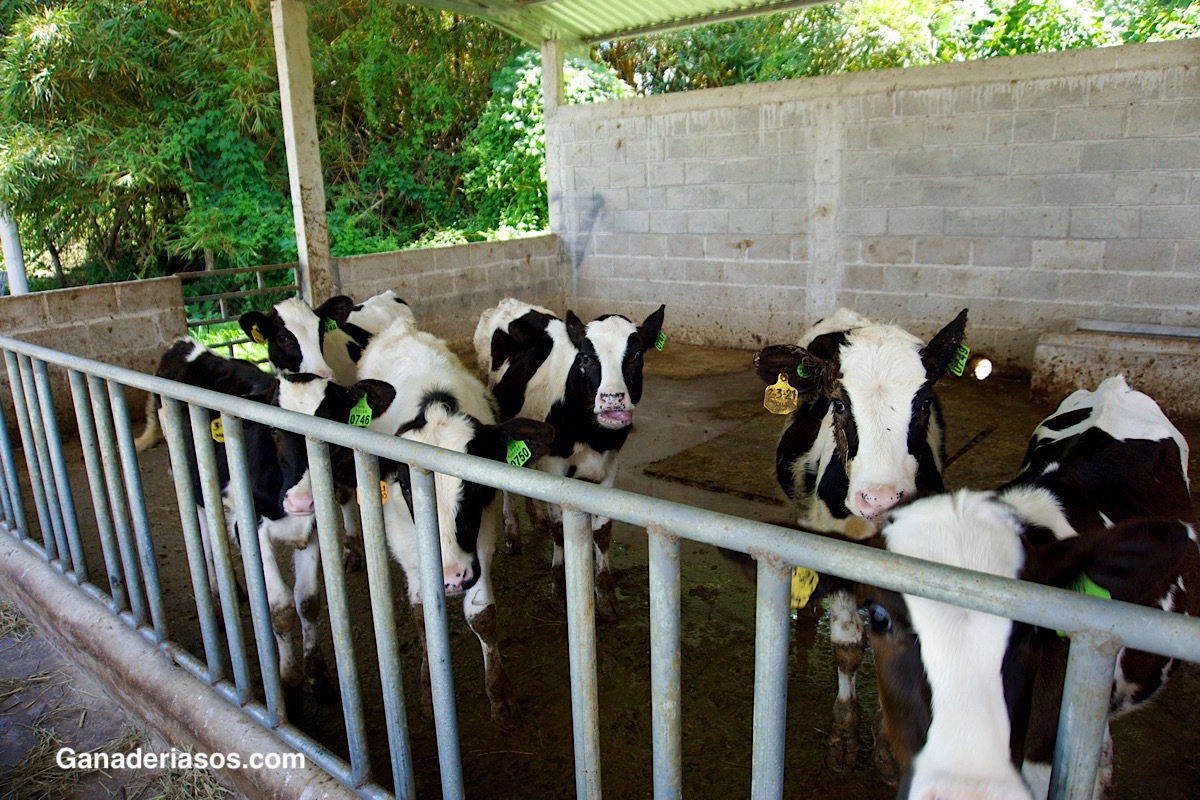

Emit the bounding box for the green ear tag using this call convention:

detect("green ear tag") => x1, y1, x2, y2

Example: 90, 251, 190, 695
654, 331, 667, 351
949, 344, 971, 377
348, 395, 373, 428
250, 325, 266, 345
1057, 573, 1111, 637
796, 363, 813, 379
323, 318, 339, 333
506, 439, 532, 467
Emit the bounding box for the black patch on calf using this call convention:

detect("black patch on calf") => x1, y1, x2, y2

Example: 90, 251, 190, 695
1039, 407, 1091, 432
491, 311, 555, 421
919, 309, 969, 381
776, 397, 829, 502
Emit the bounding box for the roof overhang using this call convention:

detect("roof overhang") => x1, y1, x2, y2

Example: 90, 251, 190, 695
406, 0, 830, 48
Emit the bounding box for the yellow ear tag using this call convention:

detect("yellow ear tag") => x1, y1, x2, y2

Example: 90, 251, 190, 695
210, 418, 225, 443
251, 325, 266, 345
791, 567, 819, 610
356, 480, 389, 505
764, 373, 799, 415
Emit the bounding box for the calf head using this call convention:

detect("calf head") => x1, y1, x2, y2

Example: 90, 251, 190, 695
240, 296, 354, 379
754, 309, 968, 524
870, 491, 1190, 800
564, 305, 666, 430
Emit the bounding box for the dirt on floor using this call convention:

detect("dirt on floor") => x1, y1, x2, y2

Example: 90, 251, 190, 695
6, 342, 1200, 799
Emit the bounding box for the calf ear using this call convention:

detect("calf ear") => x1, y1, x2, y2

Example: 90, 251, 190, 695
240, 311, 274, 344
352, 379, 397, 418
316, 295, 355, 326
920, 308, 969, 381
564, 310, 588, 349
639, 305, 666, 348
470, 417, 556, 465
247, 377, 281, 406
753, 344, 825, 393
1029, 518, 1190, 604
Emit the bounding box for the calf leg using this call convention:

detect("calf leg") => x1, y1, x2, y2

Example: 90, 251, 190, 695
464, 590, 519, 725
259, 521, 302, 693
410, 602, 433, 719
502, 491, 521, 555
827, 588, 865, 773
592, 517, 619, 624
293, 542, 336, 704
340, 499, 365, 573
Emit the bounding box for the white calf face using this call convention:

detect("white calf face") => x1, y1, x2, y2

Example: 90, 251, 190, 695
274, 299, 335, 379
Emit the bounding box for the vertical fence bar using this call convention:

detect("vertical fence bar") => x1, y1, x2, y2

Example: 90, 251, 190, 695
411, 467, 465, 800
1048, 632, 1121, 800
0, 407, 13, 527
355, 450, 416, 800
0, 386, 28, 536
17, 355, 68, 566
563, 507, 603, 800
5, 351, 55, 557
32, 359, 87, 580
648, 527, 682, 800
750, 558, 791, 800
306, 438, 372, 787
88, 374, 148, 623
108, 381, 168, 641
67, 371, 128, 611
222, 414, 286, 726
161, 398, 226, 684
189, 403, 252, 702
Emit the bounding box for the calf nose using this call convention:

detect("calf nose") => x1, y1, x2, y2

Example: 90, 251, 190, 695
600, 391, 626, 406
443, 563, 474, 596
284, 491, 316, 516
854, 485, 905, 521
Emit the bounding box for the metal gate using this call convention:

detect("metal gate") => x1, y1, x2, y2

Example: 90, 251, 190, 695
1, 332, 1198, 800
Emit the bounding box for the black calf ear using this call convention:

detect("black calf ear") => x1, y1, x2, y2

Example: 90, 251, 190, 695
471, 418, 556, 465
920, 308, 969, 381
316, 295, 355, 326
239, 311, 273, 344
353, 379, 397, 418
1030, 518, 1189, 604
639, 305, 666, 349
564, 310, 587, 349
753, 344, 824, 393
247, 377, 281, 406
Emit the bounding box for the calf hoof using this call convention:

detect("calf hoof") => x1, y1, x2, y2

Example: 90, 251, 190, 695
487, 672, 521, 729
594, 571, 620, 624
872, 732, 899, 785
305, 651, 339, 706
826, 697, 861, 773
504, 535, 522, 556
342, 543, 365, 574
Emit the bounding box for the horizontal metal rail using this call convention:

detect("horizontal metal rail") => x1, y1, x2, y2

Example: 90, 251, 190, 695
1, 331, 1199, 800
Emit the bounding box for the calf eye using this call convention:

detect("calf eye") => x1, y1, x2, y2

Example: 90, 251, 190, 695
868, 602, 892, 634
920, 396, 934, 413
831, 398, 847, 415
579, 353, 592, 366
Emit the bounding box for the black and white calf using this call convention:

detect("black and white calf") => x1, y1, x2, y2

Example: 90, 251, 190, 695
865, 376, 1197, 799
281, 317, 554, 722
239, 295, 350, 379
753, 307, 968, 771
321, 289, 415, 385
474, 298, 666, 621
148, 339, 336, 699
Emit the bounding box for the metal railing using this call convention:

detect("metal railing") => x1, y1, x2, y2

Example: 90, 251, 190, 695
181, 264, 299, 359
1, 331, 1199, 800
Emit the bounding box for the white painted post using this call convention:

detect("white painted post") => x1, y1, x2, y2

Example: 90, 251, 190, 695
0, 202, 29, 295
541, 39, 566, 235
270, 0, 335, 306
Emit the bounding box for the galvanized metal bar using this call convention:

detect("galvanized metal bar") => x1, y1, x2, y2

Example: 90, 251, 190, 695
0, 388, 27, 535
87, 373, 148, 623
189, 403, 252, 702
306, 438, 372, 787
32, 358, 87, 580
563, 506, 602, 800
67, 371, 128, 612
354, 449, 416, 799
222, 413, 285, 724
161, 397, 227, 684
1049, 633, 1121, 800
750, 558, 791, 800
107, 380, 169, 639
17, 354, 68, 566
648, 526, 682, 800
410, 466, 465, 800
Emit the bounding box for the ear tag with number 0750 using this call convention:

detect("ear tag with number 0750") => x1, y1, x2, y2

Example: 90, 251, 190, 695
949, 344, 971, 377
764, 373, 799, 415
348, 396, 373, 427
507, 439, 532, 467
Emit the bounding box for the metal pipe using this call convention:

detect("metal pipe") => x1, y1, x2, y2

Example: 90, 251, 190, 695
410, 467, 465, 800
0, 406, 13, 526
188, 403, 251, 702
222, 413, 286, 725
87, 373, 148, 623
306, 438, 372, 787
32, 358, 87, 580
17, 354, 68, 565
750, 558, 791, 800
0, 381, 28, 536
160, 397, 227, 684
67, 371, 127, 612
648, 526, 681, 800
108, 380, 168, 641
1049, 633, 1121, 800
563, 507, 602, 800
354, 449, 416, 799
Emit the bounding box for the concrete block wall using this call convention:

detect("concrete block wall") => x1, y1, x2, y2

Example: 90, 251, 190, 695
547, 39, 1200, 371
336, 233, 567, 343
0, 277, 188, 434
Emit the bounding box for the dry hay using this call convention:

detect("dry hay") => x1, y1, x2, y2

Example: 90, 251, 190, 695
0, 598, 34, 645
0, 724, 86, 799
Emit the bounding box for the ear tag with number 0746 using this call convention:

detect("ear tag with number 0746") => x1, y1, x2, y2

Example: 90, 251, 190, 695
348, 396, 373, 428
764, 373, 799, 415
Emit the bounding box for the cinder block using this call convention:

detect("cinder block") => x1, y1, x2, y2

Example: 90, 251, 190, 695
1016, 79, 1087, 110
925, 116, 988, 147
44, 285, 118, 326
915, 237, 972, 266
1125, 104, 1178, 138
1152, 139, 1200, 170
649, 162, 685, 187
685, 161, 726, 186
1042, 175, 1116, 206
613, 211, 650, 234
650, 211, 688, 234
610, 163, 647, 188
1060, 271, 1131, 305
887, 207, 944, 237
840, 209, 888, 237
1032, 331, 1200, 419
1141, 207, 1197, 239
892, 149, 948, 178
728, 209, 773, 234
1174, 242, 1200, 274
1004, 207, 1070, 238
946, 208, 1005, 237
1113, 172, 1189, 205
1054, 105, 1128, 141
1101, 239, 1176, 272
948, 146, 1011, 176
1032, 240, 1104, 271
1069, 208, 1140, 239
629, 235, 667, 258
998, 269, 1060, 299
861, 237, 914, 265
1010, 142, 1078, 175
1079, 140, 1154, 172
706, 184, 749, 210
1011, 111, 1056, 143
1129, 274, 1200, 306
771, 209, 810, 236
667, 236, 704, 259
687, 210, 729, 234
869, 119, 926, 149
938, 267, 998, 297
868, 179, 923, 207
953, 84, 1015, 115
972, 238, 1033, 268
896, 87, 953, 118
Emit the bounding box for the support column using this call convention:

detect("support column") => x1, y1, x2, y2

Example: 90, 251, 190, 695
270, 0, 335, 306
541, 39, 566, 235
0, 202, 28, 296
